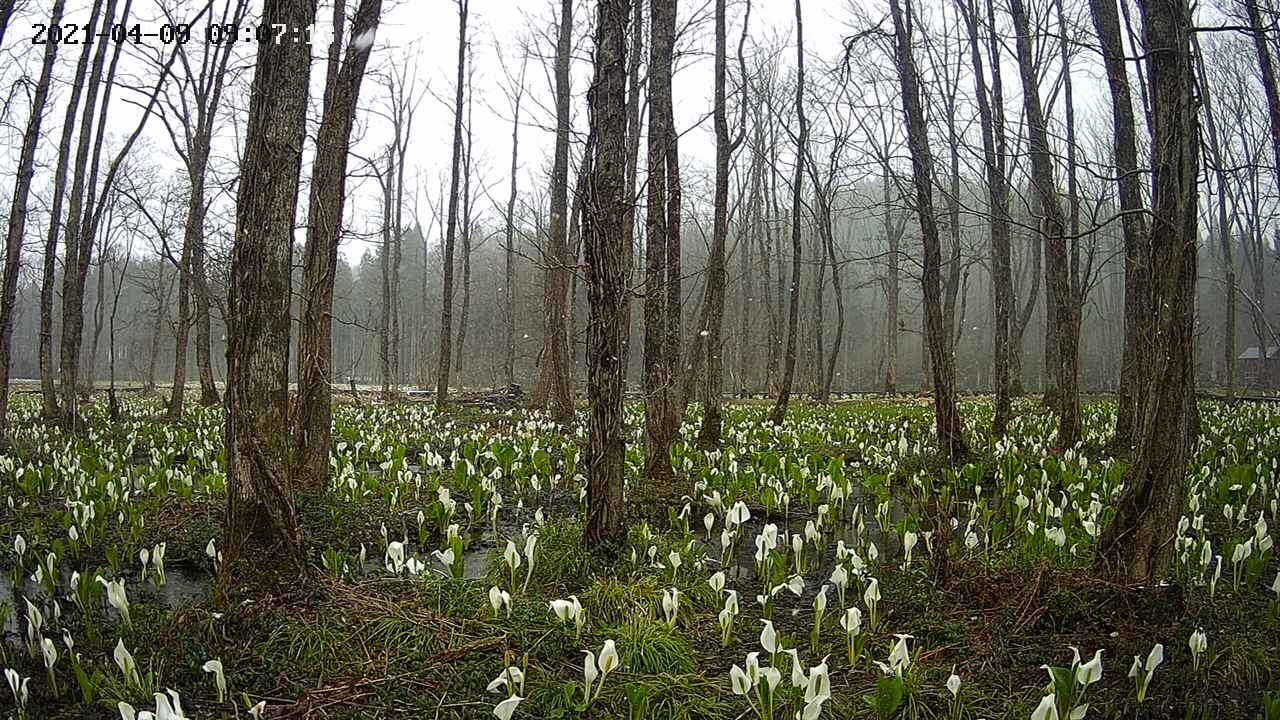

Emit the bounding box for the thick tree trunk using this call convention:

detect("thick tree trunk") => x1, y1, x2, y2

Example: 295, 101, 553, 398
889, 0, 966, 461
1011, 0, 1079, 449
644, 0, 682, 475
295, 0, 381, 487
0, 0, 63, 433
767, 0, 805, 427
194, 237, 219, 404
584, 0, 632, 545
1097, 0, 1198, 581
224, 0, 317, 575
532, 0, 575, 422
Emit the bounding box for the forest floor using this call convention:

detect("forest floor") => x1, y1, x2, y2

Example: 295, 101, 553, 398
0, 393, 1277, 719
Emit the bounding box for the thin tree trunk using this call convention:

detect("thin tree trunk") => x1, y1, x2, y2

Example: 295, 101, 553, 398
40, 3, 102, 418
1098, 0, 1198, 580
380, 148, 393, 396
61, 0, 125, 426
531, 0, 575, 421
503, 58, 526, 389
768, 0, 805, 427
1011, 0, 1079, 449
0, 0, 64, 433
697, 0, 750, 447
957, 0, 1012, 435
1089, 0, 1148, 447
295, 0, 381, 486
1194, 35, 1234, 394
455, 72, 474, 381
584, 0, 631, 544
884, 167, 899, 394
889, 0, 966, 460
224, 0, 317, 575
436, 0, 468, 409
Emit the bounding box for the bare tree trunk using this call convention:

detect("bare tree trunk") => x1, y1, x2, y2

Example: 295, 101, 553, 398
503, 57, 527, 389
621, 0, 644, 387
195, 236, 219, 404
957, 0, 1012, 435
380, 148, 393, 396
1089, 0, 1148, 445
1011, 0, 1079, 449
644, 0, 682, 475
294, 0, 378, 484
531, 0, 575, 421
40, 6, 103, 418
1098, 0, 1198, 580
146, 268, 170, 392
1194, 36, 1234, 395
0, 0, 64, 433
455, 68, 474, 381
884, 168, 899, 394
889, 0, 967, 460
224, 0, 317, 576
768, 0, 805, 427
295, 0, 381, 487
61, 0, 125, 427
696, 0, 749, 448
584, 0, 631, 545
1245, 0, 1280, 202
436, 0, 469, 409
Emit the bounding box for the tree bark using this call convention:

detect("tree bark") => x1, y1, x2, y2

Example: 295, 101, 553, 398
435, 0, 469, 409
889, 0, 967, 461
696, 0, 749, 448
295, 0, 381, 487
1011, 0, 1079, 450
503, 58, 527, 389
584, 0, 632, 545
224, 0, 317, 575
644, 0, 683, 474
1097, 0, 1198, 581
0, 0, 64, 433
60, 0, 124, 426
957, 0, 1012, 435
1088, 0, 1148, 447
1193, 35, 1234, 395
767, 0, 806, 427
531, 0, 575, 422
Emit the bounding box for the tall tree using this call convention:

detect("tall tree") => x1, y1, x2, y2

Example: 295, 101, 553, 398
223, 0, 318, 573
696, 0, 750, 448
501, 51, 529, 388
1010, 0, 1080, 450
767, 0, 806, 427
1097, 0, 1198, 580
161, 0, 247, 419
531, 0, 576, 423
1088, 0, 1149, 446
887, 0, 967, 460
644, 0, 683, 475
0, 0, 65, 433
956, 0, 1013, 435
435, 0, 469, 409
584, 0, 632, 544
